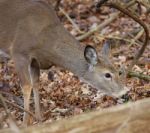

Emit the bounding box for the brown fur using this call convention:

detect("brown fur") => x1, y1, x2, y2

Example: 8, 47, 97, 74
0, 0, 126, 126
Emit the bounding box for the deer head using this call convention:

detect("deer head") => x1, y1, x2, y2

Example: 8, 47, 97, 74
81, 40, 126, 97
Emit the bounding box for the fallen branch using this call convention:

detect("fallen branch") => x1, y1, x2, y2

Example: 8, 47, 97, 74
95, 34, 140, 46
101, 2, 150, 71
4, 99, 36, 120
0, 94, 20, 133
95, 0, 109, 7
0, 91, 23, 105
0, 92, 36, 120
128, 28, 144, 48
77, 12, 119, 41
128, 71, 150, 81
59, 8, 84, 34
54, 0, 61, 11
1, 98, 150, 133
77, 0, 136, 41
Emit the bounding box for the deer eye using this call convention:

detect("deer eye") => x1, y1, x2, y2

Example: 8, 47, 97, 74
105, 73, 112, 79
119, 71, 122, 76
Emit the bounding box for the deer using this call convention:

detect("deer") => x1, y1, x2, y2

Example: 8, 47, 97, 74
0, 0, 127, 126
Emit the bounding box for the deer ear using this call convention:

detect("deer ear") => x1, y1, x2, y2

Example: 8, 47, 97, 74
119, 64, 126, 78
98, 40, 113, 66
100, 40, 111, 59
84, 45, 98, 65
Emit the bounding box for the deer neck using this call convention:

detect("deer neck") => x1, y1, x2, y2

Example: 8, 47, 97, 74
42, 27, 89, 77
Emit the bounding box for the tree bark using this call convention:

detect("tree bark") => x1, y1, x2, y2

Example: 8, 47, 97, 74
1, 98, 150, 133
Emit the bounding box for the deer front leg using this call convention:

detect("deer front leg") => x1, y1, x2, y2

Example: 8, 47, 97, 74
33, 83, 41, 122
13, 55, 32, 126
29, 58, 42, 122
22, 84, 32, 126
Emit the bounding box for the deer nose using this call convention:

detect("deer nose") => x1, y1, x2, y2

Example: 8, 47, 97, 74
112, 87, 129, 98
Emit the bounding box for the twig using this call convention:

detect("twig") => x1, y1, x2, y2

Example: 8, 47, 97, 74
128, 28, 144, 48
77, 12, 119, 41
136, 0, 150, 13
59, 8, 84, 34
95, 34, 141, 46
128, 71, 150, 81
0, 114, 7, 126
6, 100, 36, 119
0, 96, 36, 119
0, 94, 20, 133
0, 94, 12, 119
96, 0, 110, 7
124, 28, 144, 45
0, 90, 23, 106
77, 0, 136, 41
102, 2, 149, 71
55, 0, 62, 11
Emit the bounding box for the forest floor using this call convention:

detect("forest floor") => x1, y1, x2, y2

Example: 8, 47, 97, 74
0, 0, 149, 129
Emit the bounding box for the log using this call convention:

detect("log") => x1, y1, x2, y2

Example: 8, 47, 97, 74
1, 98, 150, 133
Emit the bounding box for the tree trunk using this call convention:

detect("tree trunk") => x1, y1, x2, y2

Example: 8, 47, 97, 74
1, 98, 150, 133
